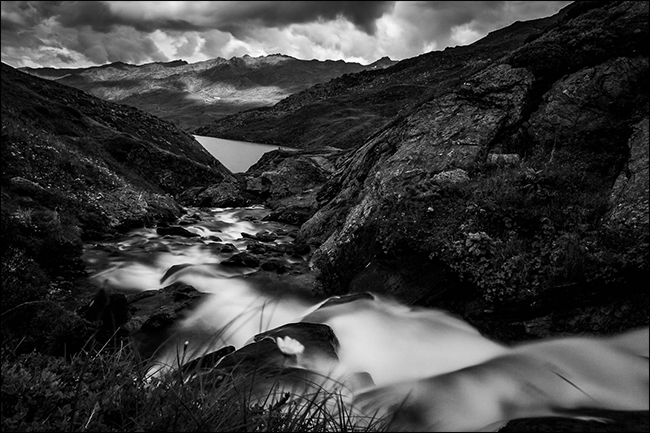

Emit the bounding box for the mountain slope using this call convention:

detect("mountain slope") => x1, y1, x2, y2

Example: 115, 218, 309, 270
1, 61, 233, 243
194, 13, 563, 149
189, 0, 650, 342
292, 0, 648, 340
20, 54, 396, 131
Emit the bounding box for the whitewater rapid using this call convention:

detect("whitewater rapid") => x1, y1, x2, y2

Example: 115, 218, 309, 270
82, 206, 649, 432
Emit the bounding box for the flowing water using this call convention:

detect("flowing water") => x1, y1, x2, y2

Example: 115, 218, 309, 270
82, 206, 319, 372
81, 206, 649, 431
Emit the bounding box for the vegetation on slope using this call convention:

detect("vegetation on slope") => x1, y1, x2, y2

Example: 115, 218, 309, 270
1, 62, 231, 355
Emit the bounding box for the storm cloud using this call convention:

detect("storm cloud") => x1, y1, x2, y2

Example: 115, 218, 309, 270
1, 1, 572, 68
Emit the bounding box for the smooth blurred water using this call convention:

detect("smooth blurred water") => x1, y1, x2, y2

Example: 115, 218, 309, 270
82, 206, 319, 370
194, 135, 295, 173
81, 206, 649, 431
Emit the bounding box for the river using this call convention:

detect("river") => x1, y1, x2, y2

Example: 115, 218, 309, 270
82, 206, 318, 369
80, 205, 649, 431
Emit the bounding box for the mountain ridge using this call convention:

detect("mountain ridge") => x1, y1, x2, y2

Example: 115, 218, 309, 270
193, 13, 564, 148
18, 54, 397, 131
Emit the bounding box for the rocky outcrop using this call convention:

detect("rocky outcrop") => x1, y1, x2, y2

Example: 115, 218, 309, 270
177, 177, 251, 208
126, 283, 205, 359
178, 148, 341, 225
299, 63, 536, 292
245, 149, 333, 200
294, 1, 649, 340
526, 56, 648, 150
607, 117, 649, 228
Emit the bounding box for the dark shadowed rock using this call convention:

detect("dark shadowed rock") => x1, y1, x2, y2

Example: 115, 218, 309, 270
242, 231, 278, 242
254, 322, 339, 358
177, 176, 250, 208
221, 252, 260, 268
219, 243, 238, 253
156, 225, 200, 238
261, 260, 287, 274
607, 117, 649, 228
126, 283, 205, 358
180, 345, 236, 374
77, 288, 130, 342
214, 322, 340, 375
527, 56, 648, 150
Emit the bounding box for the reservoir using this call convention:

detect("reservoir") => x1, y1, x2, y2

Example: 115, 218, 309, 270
194, 135, 294, 173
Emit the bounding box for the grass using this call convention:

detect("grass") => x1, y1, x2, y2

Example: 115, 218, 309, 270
1, 295, 387, 432
370, 144, 647, 305
1, 333, 388, 432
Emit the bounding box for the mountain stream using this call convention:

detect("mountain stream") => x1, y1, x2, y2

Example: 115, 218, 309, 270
80, 206, 649, 431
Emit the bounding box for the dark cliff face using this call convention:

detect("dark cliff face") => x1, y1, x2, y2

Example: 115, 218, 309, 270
285, 1, 648, 340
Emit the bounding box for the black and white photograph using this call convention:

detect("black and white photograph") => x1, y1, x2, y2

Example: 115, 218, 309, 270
1, 1, 648, 431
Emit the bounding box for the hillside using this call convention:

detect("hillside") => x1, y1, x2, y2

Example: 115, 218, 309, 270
1, 61, 236, 351
194, 12, 564, 149
20, 54, 396, 131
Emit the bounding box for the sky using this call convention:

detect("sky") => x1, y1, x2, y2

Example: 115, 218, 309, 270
1, 1, 572, 69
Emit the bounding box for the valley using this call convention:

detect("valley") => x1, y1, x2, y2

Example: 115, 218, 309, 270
1, 1, 648, 431
20, 54, 396, 131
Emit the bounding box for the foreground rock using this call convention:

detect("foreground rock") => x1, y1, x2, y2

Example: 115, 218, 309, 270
126, 283, 206, 359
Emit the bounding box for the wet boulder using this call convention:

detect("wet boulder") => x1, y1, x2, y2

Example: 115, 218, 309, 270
221, 252, 260, 268
156, 225, 200, 237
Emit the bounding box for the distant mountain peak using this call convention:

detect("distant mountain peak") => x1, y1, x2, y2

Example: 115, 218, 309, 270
367, 56, 396, 69
268, 53, 295, 58
157, 59, 188, 67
